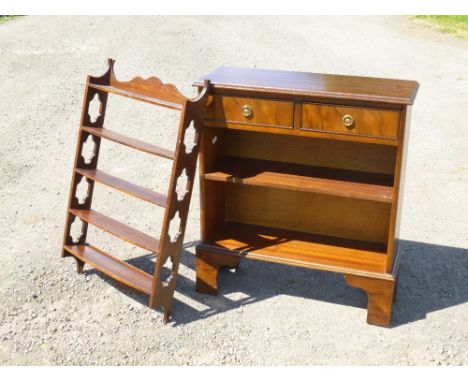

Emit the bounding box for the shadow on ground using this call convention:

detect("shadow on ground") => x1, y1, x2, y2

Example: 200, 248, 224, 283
85, 240, 468, 328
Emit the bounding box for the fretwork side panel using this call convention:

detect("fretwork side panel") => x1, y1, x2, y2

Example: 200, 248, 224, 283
61, 58, 210, 323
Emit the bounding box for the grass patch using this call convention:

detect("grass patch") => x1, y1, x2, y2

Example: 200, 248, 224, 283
0, 15, 21, 24
415, 15, 468, 39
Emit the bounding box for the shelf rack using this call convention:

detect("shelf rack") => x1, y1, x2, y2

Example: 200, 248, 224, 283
62, 59, 210, 322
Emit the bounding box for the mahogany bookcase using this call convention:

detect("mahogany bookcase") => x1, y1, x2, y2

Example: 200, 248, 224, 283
193, 66, 418, 327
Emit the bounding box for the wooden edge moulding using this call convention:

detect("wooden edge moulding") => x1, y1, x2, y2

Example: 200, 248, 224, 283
62, 58, 210, 323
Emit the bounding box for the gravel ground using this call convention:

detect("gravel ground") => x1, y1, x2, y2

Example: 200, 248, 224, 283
0, 16, 467, 366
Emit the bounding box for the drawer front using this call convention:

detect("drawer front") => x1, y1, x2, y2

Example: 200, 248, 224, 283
301, 103, 400, 139
206, 96, 294, 129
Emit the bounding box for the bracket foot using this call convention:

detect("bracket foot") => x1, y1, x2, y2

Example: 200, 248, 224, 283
195, 249, 240, 295
344, 274, 396, 327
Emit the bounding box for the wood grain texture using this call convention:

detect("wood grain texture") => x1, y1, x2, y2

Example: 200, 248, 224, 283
147, 80, 211, 317
82, 126, 175, 159
344, 274, 395, 327
205, 157, 394, 203
222, 129, 397, 175
76, 168, 167, 207
64, 244, 153, 294
195, 249, 240, 295
301, 103, 400, 139
385, 106, 411, 272
205, 95, 294, 129
203, 119, 400, 146
199, 127, 226, 240
197, 222, 388, 274
225, 184, 391, 244
62, 78, 108, 255
89, 59, 185, 110
194, 66, 419, 105
70, 209, 160, 252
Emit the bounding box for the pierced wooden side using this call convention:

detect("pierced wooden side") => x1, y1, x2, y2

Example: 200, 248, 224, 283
149, 83, 210, 319
62, 77, 109, 260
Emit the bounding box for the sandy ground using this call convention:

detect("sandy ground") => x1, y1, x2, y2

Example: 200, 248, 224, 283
0, 16, 467, 365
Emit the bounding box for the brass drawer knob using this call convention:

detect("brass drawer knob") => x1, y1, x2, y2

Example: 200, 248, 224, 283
242, 104, 253, 119
342, 114, 354, 128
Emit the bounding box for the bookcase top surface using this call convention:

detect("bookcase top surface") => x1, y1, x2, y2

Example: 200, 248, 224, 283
194, 66, 419, 105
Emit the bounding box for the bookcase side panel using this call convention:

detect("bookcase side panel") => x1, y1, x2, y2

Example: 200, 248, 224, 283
386, 106, 411, 273
199, 127, 226, 241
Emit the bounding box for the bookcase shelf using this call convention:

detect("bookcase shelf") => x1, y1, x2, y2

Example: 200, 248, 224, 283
204, 156, 394, 203
199, 222, 388, 275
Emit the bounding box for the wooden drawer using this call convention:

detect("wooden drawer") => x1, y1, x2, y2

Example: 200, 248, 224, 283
301, 103, 400, 139
206, 96, 294, 129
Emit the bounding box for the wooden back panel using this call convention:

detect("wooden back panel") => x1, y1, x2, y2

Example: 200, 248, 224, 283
225, 184, 391, 245
223, 129, 397, 175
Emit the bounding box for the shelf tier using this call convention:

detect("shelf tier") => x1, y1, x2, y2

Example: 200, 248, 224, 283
198, 222, 389, 276
88, 83, 184, 111
204, 157, 394, 203
82, 126, 175, 160
64, 244, 153, 294
76, 168, 167, 207
69, 209, 160, 253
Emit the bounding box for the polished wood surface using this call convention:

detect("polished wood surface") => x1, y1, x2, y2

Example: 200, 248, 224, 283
222, 129, 397, 174
203, 118, 400, 146
195, 66, 417, 327
76, 168, 167, 207
385, 107, 411, 273
65, 244, 153, 294
205, 157, 394, 203
89, 63, 186, 110
82, 126, 175, 159
195, 66, 419, 105
206, 95, 294, 129
344, 274, 395, 327
200, 222, 387, 273
70, 209, 160, 252
225, 185, 391, 244
88, 83, 183, 110
196, 250, 240, 295
62, 59, 210, 322
301, 103, 400, 139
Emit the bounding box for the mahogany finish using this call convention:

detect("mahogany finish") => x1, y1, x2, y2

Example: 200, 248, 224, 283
70, 209, 160, 252
193, 66, 418, 105
75, 168, 168, 207
81, 126, 176, 159
206, 95, 294, 129
65, 244, 153, 294
62, 59, 210, 322
204, 157, 394, 203
195, 66, 418, 327
301, 103, 400, 139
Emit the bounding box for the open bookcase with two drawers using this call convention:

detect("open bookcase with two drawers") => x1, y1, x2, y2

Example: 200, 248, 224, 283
194, 66, 418, 327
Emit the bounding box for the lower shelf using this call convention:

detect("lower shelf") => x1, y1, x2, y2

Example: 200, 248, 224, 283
198, 222, 389, 275
64, 244, 153, 294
